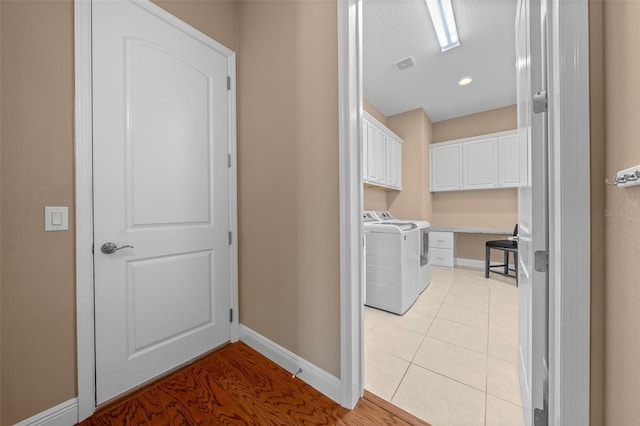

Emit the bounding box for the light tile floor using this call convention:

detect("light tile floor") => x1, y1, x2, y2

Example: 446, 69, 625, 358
365, 267, 524, 426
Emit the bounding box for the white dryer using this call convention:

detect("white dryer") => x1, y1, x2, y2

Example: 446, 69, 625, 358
363, 212, 420, 315
373, 211, 432, 293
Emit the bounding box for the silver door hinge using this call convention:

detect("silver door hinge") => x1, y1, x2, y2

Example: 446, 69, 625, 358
92, 244, 94, 254
533, 90, 548, 114
228, 154, 231, 168
227, 76, 231, 90
534, 408, 548, 426
228, 231, 232, 245
229, 308, 233, 322
534, 250, 549, 273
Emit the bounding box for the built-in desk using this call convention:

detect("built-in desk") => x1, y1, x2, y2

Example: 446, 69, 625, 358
429, 227, 512, 268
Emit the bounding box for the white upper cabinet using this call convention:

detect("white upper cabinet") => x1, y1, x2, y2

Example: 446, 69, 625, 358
362, 112, 403, 190
386, 136, 402, 189
430, 143, 462, 191
430, 130, 519, 192
463, 137, 498, 189
366, 121, 386, 185
362, 119, 368, 181
498, 133, 520, 187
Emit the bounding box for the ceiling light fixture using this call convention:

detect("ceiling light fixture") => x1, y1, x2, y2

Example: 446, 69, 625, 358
425, 0, 460, 52
458, 77, 473, 86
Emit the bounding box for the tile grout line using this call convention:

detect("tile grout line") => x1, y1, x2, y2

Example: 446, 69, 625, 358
484, 279, 493, 426
390, 272, 456, 402
410, 362, 489, 394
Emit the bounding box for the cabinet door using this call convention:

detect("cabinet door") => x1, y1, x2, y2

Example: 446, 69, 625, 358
498, 134, 519, 187
385, 136, 402, 189
462, 137, 498, 189
362, 118, 369, 181
430, 144, 462, 191
367, 123, 386, 184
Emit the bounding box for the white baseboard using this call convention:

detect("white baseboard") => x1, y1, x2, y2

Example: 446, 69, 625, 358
14, 398, 78, 426
239, 324, 341, 404
456, 258, 484, 269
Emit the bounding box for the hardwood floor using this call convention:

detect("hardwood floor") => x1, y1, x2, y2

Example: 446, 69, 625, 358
78, 342, 429, 425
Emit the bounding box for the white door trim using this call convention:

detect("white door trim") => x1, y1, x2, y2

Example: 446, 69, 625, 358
337, 0, 364, 409
74, 0, 239, 420
337, 0, 591, 422
547, 0, 590, 423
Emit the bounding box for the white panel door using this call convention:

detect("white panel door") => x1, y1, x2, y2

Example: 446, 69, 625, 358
516, 0, 549, 424
93, 0, 232, 404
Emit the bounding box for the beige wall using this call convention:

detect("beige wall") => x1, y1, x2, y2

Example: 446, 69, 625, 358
363, 186, 388, 211
431, 107, 518, 261
431, 105, 517, 142
237, 0, 340, 376
386, 108, 433, 221
602, 0, 640, 423
0, 0, 3, 415
153, 0, 238, 51
1, 2, 76, 424
0, 1, 239, 424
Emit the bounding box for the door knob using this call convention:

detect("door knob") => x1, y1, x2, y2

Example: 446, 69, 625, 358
101, 242, 134, 254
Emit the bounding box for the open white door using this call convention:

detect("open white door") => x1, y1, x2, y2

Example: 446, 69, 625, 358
515, 0, 549, 425
92, 0, 234, 404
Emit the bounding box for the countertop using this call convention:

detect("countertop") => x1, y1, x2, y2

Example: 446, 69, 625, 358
430, 226, 513, 235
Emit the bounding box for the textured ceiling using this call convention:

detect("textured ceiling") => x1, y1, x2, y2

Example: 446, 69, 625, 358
363, 0, 517, 122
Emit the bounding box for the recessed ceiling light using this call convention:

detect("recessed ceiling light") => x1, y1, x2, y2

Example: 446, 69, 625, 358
458, 77, 473, 86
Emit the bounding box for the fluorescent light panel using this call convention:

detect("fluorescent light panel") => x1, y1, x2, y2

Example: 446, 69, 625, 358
426, 0, 460, 52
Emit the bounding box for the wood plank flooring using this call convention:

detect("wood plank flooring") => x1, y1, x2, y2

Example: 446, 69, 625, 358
78, 342, 429, 425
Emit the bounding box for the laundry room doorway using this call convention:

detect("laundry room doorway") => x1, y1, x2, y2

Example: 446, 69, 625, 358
360, 1, 525, 423
351, 0, 591, 424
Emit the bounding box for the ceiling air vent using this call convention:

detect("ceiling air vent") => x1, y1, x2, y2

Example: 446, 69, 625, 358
393, 56, 416, 71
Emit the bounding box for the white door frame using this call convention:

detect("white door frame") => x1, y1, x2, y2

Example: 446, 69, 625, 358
546, 0, 590, 423
74, 0, 239, 420
337, 0, 591, 423
337, 0, 363, 409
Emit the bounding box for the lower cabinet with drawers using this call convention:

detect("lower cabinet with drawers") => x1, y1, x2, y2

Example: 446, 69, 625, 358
429, 231, 456, 268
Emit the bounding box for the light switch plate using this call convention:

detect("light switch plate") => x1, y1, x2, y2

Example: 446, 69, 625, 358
45, 206, 69, 231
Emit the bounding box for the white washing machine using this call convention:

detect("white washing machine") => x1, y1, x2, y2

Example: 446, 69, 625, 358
363, 211, 420, 315
372, 211, 432, 293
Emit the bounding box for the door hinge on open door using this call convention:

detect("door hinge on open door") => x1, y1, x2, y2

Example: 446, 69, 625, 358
534, 250, 549, 272
228, 231, 232, 245
229, 308, 233, 322
227, 76, 231, 90
534, 408, 548, 426
228, 154, 231, 168
533, 90, 548, 114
